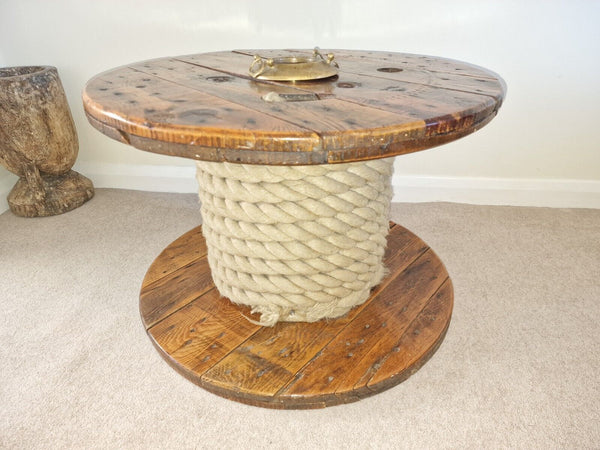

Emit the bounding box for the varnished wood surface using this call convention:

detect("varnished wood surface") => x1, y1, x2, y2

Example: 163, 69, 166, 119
83, 49, 505, 165
140, 223, 453, 409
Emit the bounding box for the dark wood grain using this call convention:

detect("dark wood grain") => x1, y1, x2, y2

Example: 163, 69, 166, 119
139, 222, 453, 409
129, 58, 427, 154
83, 67, 320, 153
83, 49, 505, 165
277, 250, 447, 401
142, 226, 208, 286
140, 256, 214, 329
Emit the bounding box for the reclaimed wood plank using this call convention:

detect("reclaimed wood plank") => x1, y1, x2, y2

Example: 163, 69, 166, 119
326, 109, 498, 163
277, 249, 447, 401
131, 57, 427, 154
367, 278, 454, 389
125, 133, 330, 165
338, 61, 504, 101
142, 226, 207, 286
147, 289, 262, 385
283, 72, 498, 147
233, 49, 505, 98
140, 255, 214, 329
328, 49, 502, 80
83, 67, 321, 152
235, 49, 500, 80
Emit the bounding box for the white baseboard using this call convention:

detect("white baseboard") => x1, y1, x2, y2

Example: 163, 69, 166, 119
74, 161, 198, 193
2, 163, 599, 214
391, 174, 600, 209
69, 163, 600, 209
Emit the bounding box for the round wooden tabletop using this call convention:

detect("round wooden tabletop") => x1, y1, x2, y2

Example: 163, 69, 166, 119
83, 49, 505, 165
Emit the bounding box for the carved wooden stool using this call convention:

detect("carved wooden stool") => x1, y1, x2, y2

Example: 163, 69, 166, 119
0, 66, 93, 217
83, 49, 505, 408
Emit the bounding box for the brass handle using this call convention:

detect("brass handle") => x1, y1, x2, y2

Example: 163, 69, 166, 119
249, 47, 339, 81
249, 55, 274, 79
313, 47, 339, 68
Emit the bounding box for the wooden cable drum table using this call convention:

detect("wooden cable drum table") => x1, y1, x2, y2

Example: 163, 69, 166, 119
83, 48, 505, 409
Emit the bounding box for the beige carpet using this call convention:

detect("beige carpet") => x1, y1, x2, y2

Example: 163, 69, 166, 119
1, 189, 598, 449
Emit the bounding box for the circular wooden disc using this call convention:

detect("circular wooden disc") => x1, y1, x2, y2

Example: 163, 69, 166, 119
140, 222, 453, 409
83, 49, 505, 165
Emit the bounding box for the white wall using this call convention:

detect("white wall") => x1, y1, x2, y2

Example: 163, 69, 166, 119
1, 0, 599, 208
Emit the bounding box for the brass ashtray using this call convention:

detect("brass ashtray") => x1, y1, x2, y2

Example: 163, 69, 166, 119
249, 47, 339, 81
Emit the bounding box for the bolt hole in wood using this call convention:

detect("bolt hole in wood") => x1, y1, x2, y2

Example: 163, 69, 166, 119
207, 76, 234, 83
377, 67, 404, 73
336, 81, 359, 88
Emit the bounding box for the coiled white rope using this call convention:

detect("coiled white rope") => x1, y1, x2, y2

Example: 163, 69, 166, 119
196, 158, 394, 326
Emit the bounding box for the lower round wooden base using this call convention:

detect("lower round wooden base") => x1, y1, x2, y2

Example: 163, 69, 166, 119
139, 222, 453, 409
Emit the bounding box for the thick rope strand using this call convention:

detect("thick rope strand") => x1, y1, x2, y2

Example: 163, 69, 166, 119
196, 158, 394, 326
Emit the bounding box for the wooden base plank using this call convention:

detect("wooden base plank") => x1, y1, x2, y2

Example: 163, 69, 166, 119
139, 222, 453, 409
